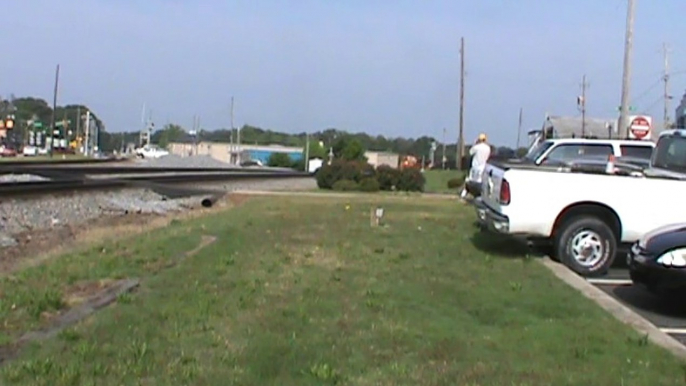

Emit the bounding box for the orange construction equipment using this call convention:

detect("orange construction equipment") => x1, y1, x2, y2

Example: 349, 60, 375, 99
400, 155, 420, 170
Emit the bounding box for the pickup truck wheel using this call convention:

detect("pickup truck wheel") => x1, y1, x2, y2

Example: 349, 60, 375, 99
554, 216, 616, 277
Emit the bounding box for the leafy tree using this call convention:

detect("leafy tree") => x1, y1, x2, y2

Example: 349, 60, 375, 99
153, 124, 186, 149
332, 136, 366, 161
341, 139, 366, 161
516, 147, 528, 157
304, 140, 327, 160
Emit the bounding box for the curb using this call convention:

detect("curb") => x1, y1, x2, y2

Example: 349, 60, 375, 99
538, 257, 686, 360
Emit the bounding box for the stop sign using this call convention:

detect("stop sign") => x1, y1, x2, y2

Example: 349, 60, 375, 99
629, 116, 651, 140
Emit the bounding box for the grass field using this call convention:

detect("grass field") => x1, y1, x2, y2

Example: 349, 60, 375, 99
423, 169, 465, 194
1, 195, 684, 385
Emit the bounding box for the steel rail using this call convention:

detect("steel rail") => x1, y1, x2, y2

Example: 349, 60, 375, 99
0, 157, 124, 166
0, 171, 312, 197
0, 165, 296, 176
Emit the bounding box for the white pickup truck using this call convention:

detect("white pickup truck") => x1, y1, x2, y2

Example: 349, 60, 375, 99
475, 130, 686, 277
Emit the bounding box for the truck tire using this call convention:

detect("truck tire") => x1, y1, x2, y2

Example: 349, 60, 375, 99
554, 216, 616, 277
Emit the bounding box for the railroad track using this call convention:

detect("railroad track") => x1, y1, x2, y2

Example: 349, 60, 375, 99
0, 165, 294, 176
0, 170, 312, 197
0, 157, 124, 166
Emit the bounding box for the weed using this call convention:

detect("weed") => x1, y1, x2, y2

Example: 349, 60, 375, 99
306, 362, 342, 384
57, 328, 81, 342
509, 281, 522, 292
27, 289, 65, 319
117, 292, 133, 304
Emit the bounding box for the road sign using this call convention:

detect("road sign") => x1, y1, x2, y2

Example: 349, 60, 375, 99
628, 115, 652, 140
617, 106, 637, 112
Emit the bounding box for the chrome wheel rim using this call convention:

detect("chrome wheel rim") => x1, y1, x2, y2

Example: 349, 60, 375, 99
570, 230, 604, 267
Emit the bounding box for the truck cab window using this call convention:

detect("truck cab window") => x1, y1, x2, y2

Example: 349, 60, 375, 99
620, 145, 653, 160
544, 144, 612, 163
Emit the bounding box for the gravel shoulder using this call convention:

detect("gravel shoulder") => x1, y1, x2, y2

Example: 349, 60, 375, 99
0, 177, 316, 274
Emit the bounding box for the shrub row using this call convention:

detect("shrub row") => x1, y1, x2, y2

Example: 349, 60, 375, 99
316, 161, 425, 192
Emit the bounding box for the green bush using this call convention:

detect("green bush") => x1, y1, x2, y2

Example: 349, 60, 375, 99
397, 168, 426, 192
316, 160, 375, 189
315, 164, 334, 189
447, 176, 465, 189
267, 152, 293, 167
332, 179, 359, 191
359, 177, 380, 192
375, 165, 400, 191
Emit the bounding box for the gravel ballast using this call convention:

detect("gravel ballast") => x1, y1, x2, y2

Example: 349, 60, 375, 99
0, 177, 316, 248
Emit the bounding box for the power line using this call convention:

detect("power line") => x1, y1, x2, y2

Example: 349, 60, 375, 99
642, 96, 664, 113
632, 78, 662, 104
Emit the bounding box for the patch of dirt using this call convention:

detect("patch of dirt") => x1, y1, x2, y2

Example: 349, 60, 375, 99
0, 195, 240, 277
0, 213, 161, 275
227, 193, 253, 207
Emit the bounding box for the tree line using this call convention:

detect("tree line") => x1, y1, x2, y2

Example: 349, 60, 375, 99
0, 96, 528, 163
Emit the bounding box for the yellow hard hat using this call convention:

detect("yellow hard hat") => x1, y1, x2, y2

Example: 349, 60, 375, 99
478, 133, 487, 141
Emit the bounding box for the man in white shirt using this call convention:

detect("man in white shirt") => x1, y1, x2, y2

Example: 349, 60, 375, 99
461, 133, 491, 199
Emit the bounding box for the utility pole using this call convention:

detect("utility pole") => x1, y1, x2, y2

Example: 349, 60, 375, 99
579, 75, 589, 137
516, 108, 523, 150
304, 133, 310, 172
663, 42, 671, 129
49, 64, 60, 158
457, 37, 465, 170
441, 127, 447, 170
231, 96, 240, 164
76, 106, 81, 153
85, 110, 90, 156
618, 0, 636, 139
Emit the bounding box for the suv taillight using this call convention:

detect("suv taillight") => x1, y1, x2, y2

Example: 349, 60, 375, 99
500, 179, 511, 205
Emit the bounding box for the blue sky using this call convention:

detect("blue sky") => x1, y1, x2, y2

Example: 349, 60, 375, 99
2, 0, 685, 146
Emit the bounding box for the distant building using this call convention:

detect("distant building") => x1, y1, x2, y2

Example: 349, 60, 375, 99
167, 141, 401, 168
167, 141, 302, 165
365, 151, 400, 168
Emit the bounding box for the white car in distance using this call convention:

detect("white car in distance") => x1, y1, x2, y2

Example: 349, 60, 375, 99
135, 145, 169, 159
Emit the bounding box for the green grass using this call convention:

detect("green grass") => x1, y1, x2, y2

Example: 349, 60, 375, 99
1, 196, 685, 385
423, 169, 465, 194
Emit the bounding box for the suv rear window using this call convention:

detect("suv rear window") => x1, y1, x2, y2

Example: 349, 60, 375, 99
620, 145, 653, 160
652, 135, 686, 172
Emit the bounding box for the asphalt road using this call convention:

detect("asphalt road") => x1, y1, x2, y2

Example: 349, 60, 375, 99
588, 263, 686, 343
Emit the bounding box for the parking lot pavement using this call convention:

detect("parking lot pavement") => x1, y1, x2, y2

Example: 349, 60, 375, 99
586, 267, 686, 343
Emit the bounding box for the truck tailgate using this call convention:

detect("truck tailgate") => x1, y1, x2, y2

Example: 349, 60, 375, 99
481, 163, 506, 212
